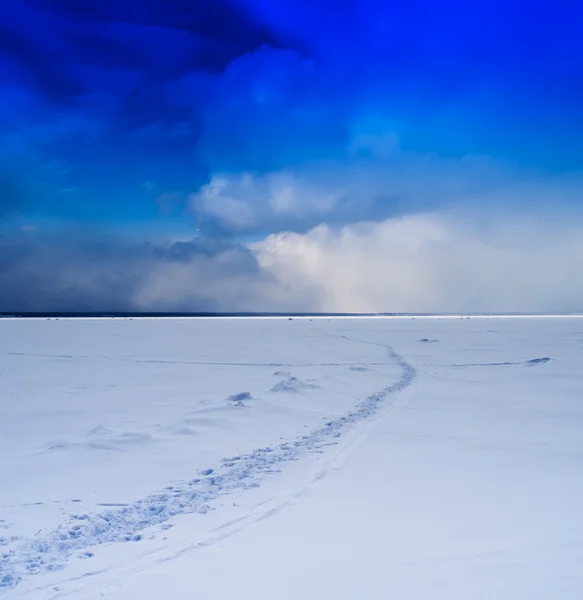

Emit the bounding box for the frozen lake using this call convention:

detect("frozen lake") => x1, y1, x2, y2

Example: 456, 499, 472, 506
1, 316, 582, 598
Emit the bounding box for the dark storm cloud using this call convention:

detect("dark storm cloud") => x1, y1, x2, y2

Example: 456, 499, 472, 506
0, 232, 271, 312
0, 0, 309, 224
2, 0, 583, 236
6, 0, 301, 95
30, 0, 283, 46
0, 26, 87, 102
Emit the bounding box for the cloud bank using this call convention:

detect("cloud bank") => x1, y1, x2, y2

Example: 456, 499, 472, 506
256, 212, 583, 314
3, 197, 583, 314
1, 1, 583, 312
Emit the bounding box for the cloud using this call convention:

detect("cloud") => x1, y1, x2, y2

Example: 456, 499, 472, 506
1, 1, 582, 314
190, 171, 341, 235
2, 0, 583, 229
255, 210, 583, 314
4, 0, 301, 100
0, 232, 310, 313
2, 199, 583, 314
189, 144, 583, 236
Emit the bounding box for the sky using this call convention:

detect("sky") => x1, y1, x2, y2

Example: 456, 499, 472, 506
1, 0, 583, 312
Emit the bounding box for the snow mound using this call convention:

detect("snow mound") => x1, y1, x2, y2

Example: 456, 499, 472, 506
270, 376, 320, 393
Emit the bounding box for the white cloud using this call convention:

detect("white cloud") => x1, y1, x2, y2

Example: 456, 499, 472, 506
254, 211, 583, 313
185, 147, 583, 313
190, 149, 583, 314
190, 171, 341, 233
189, 142, 583, 238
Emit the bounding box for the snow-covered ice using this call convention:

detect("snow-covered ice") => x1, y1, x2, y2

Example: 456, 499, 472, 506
1, 316, 582, 598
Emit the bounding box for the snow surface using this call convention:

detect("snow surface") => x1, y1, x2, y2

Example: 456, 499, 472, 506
1, 316, 582, 598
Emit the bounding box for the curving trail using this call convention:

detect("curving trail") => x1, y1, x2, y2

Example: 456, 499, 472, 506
1, 332, 416, 594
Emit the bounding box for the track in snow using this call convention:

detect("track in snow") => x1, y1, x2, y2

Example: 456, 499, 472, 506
0, 337, 416, 591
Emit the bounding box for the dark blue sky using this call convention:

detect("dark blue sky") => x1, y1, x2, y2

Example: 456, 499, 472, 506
1, 0, 583, 311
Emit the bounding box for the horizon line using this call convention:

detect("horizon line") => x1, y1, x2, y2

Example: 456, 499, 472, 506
1, 312, 583, 320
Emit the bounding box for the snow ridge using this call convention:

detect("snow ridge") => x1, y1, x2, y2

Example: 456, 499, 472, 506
0, 344, 416, 591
